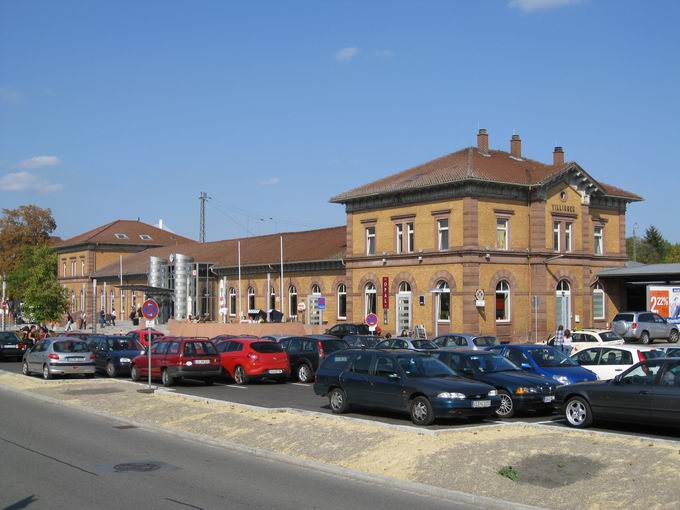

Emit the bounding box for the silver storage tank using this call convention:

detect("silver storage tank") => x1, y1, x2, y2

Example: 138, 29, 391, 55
148, 256, 168, 288
173, 253, 194, 320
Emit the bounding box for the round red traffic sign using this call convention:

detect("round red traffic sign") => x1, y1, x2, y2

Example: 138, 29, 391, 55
142, 299, 159, 320
365, 313, 378, 327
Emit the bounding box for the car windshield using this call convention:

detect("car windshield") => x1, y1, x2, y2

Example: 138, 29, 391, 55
472, 336, 497, 347
396, 355, 455, 378
667, 349, 680, 357
183, 341, 217, 355
527, 347, 578, 367
645, 349, 666, 359
110, 338, 142, 351
251, 342, 283, 353
53, 341, 89, 353
599, 331, 622, 341
466, 354, 520, 373
411, 340, 438, 350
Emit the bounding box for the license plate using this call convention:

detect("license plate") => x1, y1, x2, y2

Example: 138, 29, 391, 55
69, 357, 84, 361
268, 369, 283, 374
543, 396, 555, 403
194, 359, 210, 365
472, 400, 491, 408
3, 344, 17, 348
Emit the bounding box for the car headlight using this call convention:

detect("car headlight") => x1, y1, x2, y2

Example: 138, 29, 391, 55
487, 390, 498, 397
437, 392, 466, 399
515, 387, 539, 395
119, 357, 131, 363
552, 375, 570, 385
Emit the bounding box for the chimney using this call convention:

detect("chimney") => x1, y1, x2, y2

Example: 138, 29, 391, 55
510, 134, 521, 158
553, 146, 564, 166
477, 128, 489, 153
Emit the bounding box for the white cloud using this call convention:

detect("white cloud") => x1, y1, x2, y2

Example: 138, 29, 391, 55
19, 155, 61, 169
375, 50, 394, 58
509, 0, 582, 12
0, 172, 63, 194
258, 177, 280, 186
335, 47, 360, 62
0, 88, 22, 104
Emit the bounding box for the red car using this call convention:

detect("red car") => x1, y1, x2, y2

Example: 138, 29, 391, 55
131, 336, 221, 387
215, 337, 290, 385
127, 329, 164, 347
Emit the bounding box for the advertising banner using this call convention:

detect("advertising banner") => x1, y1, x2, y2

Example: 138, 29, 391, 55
647, 285, 680, 320
382, 277, 389, 310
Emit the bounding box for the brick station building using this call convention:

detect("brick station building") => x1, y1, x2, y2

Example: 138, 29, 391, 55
59, 130, 641, 341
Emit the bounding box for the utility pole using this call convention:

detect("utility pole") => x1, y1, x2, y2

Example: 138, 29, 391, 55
199, 192, 208, 243
1, 275, 6, 332
633, 222, 639, 262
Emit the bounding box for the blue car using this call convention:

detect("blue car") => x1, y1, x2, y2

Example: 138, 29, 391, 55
88, 335, 145, 377
487, 344, 597, 385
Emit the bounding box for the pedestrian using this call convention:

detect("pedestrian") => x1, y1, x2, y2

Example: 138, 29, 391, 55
81, 311, 87, 330
111, 308, 116, 326
65, 312, 74, 332
563, 329, 573, 356
27, 325, 38, 348
554, 324, 565, 352
99, 309, 106, 328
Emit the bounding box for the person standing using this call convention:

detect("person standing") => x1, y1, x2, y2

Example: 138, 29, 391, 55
65, 312, 74, 332
554, 324, 565, 352
99, 309, 106, 329
111, 308, 116, 326
563, 329, 573, 356
80, 311, 87, 330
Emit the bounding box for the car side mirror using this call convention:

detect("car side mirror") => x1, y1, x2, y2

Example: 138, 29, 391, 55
521, 363, 532, 370
613, 374, 622, 384
386, 371, 401, 380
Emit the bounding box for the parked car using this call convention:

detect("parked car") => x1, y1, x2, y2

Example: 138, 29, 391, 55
325, 323, 371, 338
375, 338, 438, 351
62, 332, 92, 341
612, 311, 679, 344
432, 348, 557, 418
488, 344, 598, 386
215, 338, 290, 384
131, 337, 221, 386
544, 329, 625, 354
259, 335, 294, 343
0, 331, 25, 361
664, 347, 680, 357
22, 337, 95, 379
556, 358, 680, 428
279, 336, 349, 383
314, 349, 500, 426
432, 333, 498, 350
90, 335, 145, 377
127, 328, 165, 347
570, 345, 666, 380
211, 334, 258, 344
343, 335, 382, 349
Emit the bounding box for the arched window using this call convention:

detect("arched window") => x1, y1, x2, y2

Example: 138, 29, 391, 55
592, 282, 605, 320
247, 286, 256, 312
495, 280, 510, 322
556, 279, 571, 329
100, 289, 105, 311
311, 284, 321, 295
80, 288, 85, 312
289, 286, 298, 318
557, 280, 570, 292
435, 280, 450, 322
337, 284, 347, 320
269, 286, 276, 311
71, 291, 76, 311
229, 287, 236, 317
110, 290, 115, 314
365, 283, 377, 316
398, 282, 411, 293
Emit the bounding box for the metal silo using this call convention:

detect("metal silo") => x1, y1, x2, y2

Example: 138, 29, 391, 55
148, 256, 168, 288
173, 253, 194, 320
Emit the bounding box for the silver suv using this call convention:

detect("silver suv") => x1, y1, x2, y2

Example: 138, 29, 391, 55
612, 312, 679, 345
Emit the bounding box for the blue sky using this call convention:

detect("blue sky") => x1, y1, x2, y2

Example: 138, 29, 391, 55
1, 0, 679, 242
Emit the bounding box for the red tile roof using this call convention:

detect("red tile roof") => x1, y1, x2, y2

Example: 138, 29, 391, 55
55, 220, 194, 249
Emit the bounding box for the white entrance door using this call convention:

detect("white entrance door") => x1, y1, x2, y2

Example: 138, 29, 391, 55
396, 293, 412, 336
555, 280, 571, 330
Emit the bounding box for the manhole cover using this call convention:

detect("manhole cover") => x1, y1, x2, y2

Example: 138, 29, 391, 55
66, 388, 125, 396
114, 462, 161, 473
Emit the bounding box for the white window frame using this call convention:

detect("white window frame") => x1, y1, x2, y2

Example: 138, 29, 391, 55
114, 233, 129, 240
593, 282, 605, 320
553, 222, 561, 252
594, 225, 604, 256
435, 280, 450, 323
229, 287, 237, 316
366, 226, 376, 256
364, 282, 377, 316
406, 222, 414, 253
496, 218, 509, 250
495, 280, 511, 323
565, 222, 572, 252
71, 259, 76, 277
337, 284, 347, 320
311, 284, 321, 295
269, 286, 276, 311
80, 259, 85, 276
396, 224, 404, 254
288, 286, 298, 318
437, 219, 449, 251
247, 286, 256, 313
139, 234, 153, 240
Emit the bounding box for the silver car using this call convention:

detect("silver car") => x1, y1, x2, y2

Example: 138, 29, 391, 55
612, 311, 680, 345
432, 333, 498, 350
375, 338, 438, 351
22, 337, 96, 380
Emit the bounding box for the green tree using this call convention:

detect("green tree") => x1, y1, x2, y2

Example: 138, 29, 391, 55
665, 244, 680, 263
643, 225, 666, 262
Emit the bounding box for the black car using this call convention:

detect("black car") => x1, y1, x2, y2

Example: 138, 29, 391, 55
0, 331, 25, 361
343, 335, 382, 349
556, 358, 680, 428
313, 349, 500, 426
432, 349, 557, 418
89, 335, 145, 377
279, 336, 349, 383
325, 323, 370, 339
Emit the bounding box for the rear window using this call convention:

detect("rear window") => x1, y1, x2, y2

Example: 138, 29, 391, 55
109, 338, 142, 351
322, 340, 349, 353
354, 324, 370, 335
251, 342, 284, 353
613, 314, 634, 322
53, 341, 89, 353
645, 349, 666, 359
411, 340, 438, 350
183, 341, 217, 355
0, 332, 19, 343
473, 336, 497, 347
599, 331, 622, 341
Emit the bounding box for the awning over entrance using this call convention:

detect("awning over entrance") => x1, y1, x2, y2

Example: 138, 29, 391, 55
598, 263, 680, 284
115, 284, 175, 297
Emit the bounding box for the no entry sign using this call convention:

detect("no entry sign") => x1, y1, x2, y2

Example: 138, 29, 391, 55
142, 299, 159, 321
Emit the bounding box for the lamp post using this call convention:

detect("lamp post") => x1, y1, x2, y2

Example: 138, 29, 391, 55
633, 222, 639, 262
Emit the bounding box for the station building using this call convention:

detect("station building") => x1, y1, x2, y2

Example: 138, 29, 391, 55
58, 130, 642, 341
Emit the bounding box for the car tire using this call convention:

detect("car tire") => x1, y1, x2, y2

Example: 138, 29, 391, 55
297, 363, 313, 383
22, 361, 31, 376
496, 390, 515, 419
106, 361, 117, 378
161, 368, 174, 387
42, 364, 52, 380
410, 396, 435, 426
640, 331, 651, 345
130, 365, 140, 382
234, 366, 249, 385
329, 388, 349, 414
564, 396, 593, 428
670, 330, 679, 344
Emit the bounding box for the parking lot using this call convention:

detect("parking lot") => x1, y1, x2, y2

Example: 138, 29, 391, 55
2, 359, 679, 442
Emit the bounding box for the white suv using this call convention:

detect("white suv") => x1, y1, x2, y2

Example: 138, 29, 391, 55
571, 344, 666, 380
546, 329, 625, 354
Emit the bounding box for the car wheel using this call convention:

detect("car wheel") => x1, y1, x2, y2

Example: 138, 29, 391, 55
329, 388, 349, 414
106, 361, 117, 378
161, 368, 174, 387
234, 366, 249, 385
130, 365, 140, 382
22, 361, 31, 376
564, 396, 593, 428
297, 363, 313, 383
669, 330, 679, 344
496, 390, 515, 418
410, 396, 435, 426
42, 364, 52, 380
640, 331, 651, 345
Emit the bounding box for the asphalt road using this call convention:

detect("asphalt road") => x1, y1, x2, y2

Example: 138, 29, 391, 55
0, 386, 485, 510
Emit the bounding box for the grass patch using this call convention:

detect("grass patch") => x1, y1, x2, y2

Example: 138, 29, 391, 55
498, 465, 520, 482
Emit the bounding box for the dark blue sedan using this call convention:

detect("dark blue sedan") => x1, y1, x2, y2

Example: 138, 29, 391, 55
313, 349, 500, 426
89, 335, 145, 377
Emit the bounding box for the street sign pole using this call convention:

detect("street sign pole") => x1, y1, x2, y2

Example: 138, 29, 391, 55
138, 299, 159, 394
1, 276, 6, 332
